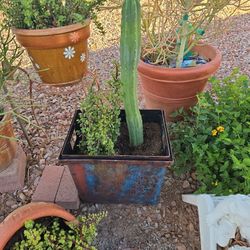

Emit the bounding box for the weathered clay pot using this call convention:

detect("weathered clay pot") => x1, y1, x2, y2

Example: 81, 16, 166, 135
0, 113, 17, 172
138, 43, 222, 121
0, 202, 75, 249
13, 20, 90, 86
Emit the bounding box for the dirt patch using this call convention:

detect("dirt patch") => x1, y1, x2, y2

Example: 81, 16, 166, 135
117, 122, 163, 156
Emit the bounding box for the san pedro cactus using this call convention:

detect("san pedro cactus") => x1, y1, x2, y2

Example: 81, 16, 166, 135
120, 0, 144, 146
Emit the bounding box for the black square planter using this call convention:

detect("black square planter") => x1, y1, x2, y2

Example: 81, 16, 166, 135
59, 109, 173, 205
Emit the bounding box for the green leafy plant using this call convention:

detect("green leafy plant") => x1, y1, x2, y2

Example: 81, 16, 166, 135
78, 65, 122, 156
120, 0, 144, 147
141, 0, 250, 67
0, 0, 106, 31
170, 69, 250, 195
13, 212, 107, 250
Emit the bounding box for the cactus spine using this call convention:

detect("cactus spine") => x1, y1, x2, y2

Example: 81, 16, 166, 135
120, 0, 144, 146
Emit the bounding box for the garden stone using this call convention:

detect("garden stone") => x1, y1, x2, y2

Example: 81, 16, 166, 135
182, 180, 190, 189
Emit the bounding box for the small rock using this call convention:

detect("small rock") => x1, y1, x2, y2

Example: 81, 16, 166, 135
137, 208, 141, 216
157, 214, 161, 220
6, 199, 16, 207
39, 159, 46, 165
176, 243, 187, 250
171, 201, 177, 207
34, 176, 40, 187
81, 206, 88, 212
19, 193, 26, 201
11, 204, 19, 209
147, 217, 152, 224
188, 223, 195, 232
182, 180, 190, 189
191, 172, 197, 180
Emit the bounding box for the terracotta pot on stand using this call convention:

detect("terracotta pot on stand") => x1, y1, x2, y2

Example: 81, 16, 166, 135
13, 20, 90, 86
0, 202, 75, 249
0, 112, 17, 172
138, 43, 222, 121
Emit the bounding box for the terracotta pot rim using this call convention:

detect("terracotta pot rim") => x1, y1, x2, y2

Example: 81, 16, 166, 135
139, 43, 222, 74
12, 19, 91, 37
0, 202, 75, 249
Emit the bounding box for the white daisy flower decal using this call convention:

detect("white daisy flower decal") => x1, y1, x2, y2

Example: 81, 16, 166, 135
63, 46, 75, 59
80, 53, 86, 62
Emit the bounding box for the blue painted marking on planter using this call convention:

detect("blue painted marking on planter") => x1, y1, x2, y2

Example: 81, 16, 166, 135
149, 167, 166, 204
85, 164, 97, 193
119, 166, 143, 202
81, 163, 167, 204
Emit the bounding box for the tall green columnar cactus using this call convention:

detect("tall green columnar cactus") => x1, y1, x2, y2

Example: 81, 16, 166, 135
120, 0, 144, 146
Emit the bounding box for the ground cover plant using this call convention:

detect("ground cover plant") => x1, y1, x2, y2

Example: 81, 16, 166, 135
10, 212, 107, 250
170, 69, 250, 195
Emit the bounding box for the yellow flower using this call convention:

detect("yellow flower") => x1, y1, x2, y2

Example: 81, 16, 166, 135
211, 129, 218, 136
216, 126, 225, 132
212, 181, 218, 186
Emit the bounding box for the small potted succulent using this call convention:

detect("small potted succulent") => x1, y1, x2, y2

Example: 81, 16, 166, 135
0, 0, 106, 86
0, 202, 106, 249
170, 69, 250, 249
59, 0, 173, 205
138, 0, 248, 120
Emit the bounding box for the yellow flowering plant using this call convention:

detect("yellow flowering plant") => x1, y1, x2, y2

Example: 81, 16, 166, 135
170, 69, 250, 195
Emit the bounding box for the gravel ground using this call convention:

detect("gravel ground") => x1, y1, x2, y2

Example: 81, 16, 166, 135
0, 9, 249, 250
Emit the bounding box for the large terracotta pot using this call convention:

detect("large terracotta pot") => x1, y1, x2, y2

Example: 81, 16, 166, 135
0, 202, 75, 249
13, 20, 90, 86
0, 113, 17, 172
138, 43, 222, 121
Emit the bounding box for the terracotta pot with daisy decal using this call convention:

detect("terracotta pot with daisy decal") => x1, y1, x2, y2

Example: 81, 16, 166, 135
13, 20, 90, 86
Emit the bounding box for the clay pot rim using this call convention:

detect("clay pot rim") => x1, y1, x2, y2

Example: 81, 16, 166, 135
139, 43, 222, 74
12, 19, 91, 37
0, 202, 75, 249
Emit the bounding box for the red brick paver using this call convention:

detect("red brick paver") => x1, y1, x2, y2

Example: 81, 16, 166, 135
32, 165, 80, 209
32, 165, 64, 203
55, 166, 80, 209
